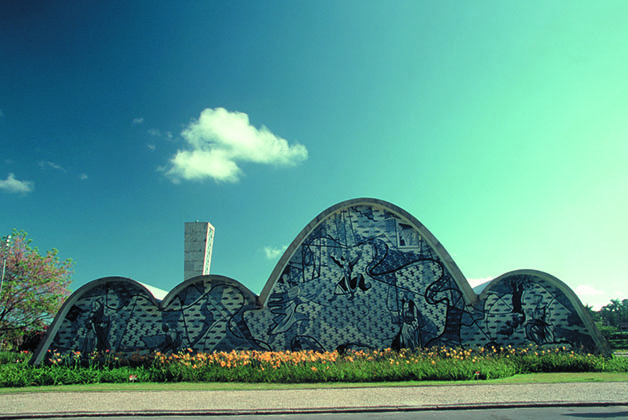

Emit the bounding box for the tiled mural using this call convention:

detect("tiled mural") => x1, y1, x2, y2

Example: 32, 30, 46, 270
33, 199, 608, 364
463, 273, 598, 350
47, 277, 260, 355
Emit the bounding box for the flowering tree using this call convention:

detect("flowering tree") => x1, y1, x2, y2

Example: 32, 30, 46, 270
0, 231, 72, 348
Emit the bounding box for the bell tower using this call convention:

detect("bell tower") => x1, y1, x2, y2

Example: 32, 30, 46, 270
184, 221, 214, 280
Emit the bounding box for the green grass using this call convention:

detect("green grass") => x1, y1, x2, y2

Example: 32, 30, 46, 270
1, 372, 626, 394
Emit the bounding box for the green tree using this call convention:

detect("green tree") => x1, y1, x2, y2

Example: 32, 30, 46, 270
0, 231, 72, 349
600, 299, 628, 338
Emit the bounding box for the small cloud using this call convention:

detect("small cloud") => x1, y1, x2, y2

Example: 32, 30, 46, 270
147, 144, 156, 152
166, 107, 308, 183
264, 245, 288, 260
147, 129, 174, 142
574, 285, 616, 310
38, 160, 66, 172
0, 109, 4, 118
78, 173, 88, 181
132, 117, 144, 125
574, 285, 604, 297
0, 173, 34, 194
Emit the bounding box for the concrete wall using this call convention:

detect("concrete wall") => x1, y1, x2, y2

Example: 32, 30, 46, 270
32, 199, 609, 364
184, 222, 214, 281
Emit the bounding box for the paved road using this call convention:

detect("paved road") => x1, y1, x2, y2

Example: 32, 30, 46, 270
1, 382, 627, 418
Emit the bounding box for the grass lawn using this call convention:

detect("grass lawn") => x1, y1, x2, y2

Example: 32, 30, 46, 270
1, 372, 626, 394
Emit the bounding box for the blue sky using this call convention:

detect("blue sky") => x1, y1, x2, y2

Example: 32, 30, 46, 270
1, 1, 627, 309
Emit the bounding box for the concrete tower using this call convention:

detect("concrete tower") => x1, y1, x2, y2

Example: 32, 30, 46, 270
184, 221, 214, 281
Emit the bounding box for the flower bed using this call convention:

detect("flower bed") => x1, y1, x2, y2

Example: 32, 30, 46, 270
1, 346, 626, 388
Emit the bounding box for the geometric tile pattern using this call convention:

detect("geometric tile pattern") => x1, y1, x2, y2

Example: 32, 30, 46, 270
462, 273, 599, 351
45, 276, 258, 358
32, 199, 609, 364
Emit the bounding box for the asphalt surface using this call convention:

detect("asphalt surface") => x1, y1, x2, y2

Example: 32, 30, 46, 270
1, 382, 627, 418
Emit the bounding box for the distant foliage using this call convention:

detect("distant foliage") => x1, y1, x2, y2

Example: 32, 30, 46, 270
0, 231, 72, 349
600, 299, 628, 334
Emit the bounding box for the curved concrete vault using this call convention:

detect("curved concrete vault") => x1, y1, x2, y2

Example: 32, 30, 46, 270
32, 198, 609, 364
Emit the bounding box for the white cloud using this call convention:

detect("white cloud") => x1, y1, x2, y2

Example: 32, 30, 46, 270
574, 284, 604, 297
0, 173, 34, 194
264, 245, 288, 260
573, 284, 618, 310
147, 144, 156, 152
169, 148, 242, 182
79, 173, 88, 181
132, 117, 144, 125
38, 160, 66, 172
166, 108, 308, 183
147, 129, 174, 141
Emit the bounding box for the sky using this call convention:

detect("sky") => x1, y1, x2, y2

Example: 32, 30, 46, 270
1, 1, 627, 310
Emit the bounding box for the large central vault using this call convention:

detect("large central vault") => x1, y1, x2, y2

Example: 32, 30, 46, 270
32, 198, 609, 364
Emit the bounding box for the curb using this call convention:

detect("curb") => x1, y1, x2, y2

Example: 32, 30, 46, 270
2, 401, 628, 419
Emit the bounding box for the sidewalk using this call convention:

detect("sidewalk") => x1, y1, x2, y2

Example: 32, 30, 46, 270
1, 382, 627, 418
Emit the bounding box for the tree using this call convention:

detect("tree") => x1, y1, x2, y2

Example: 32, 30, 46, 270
600, 299, 628, 338
0, 230, 72, 349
